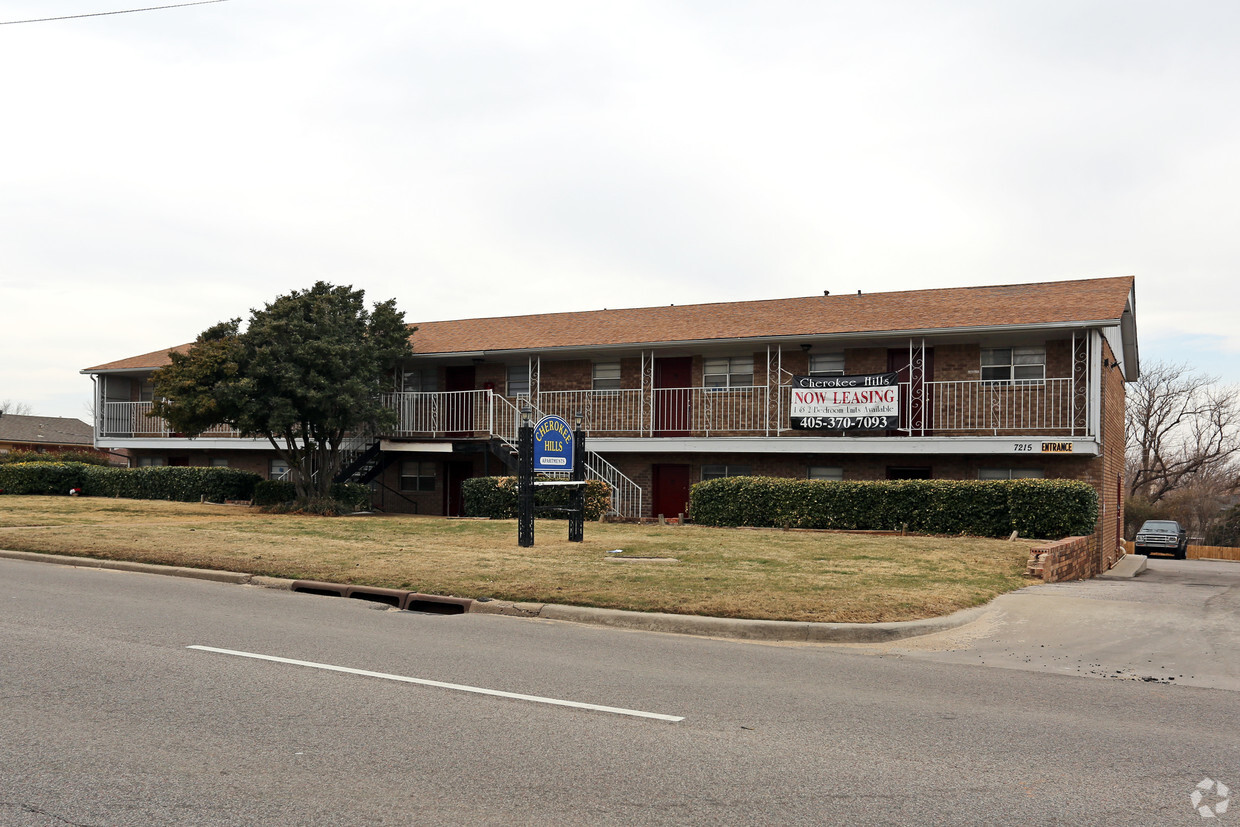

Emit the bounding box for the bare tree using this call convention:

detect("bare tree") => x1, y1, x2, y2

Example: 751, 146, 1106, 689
1126, 361, 1240, 504
0, 399, 32, 416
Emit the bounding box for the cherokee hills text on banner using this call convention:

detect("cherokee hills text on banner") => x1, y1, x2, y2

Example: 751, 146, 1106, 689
790, 372, 900, 431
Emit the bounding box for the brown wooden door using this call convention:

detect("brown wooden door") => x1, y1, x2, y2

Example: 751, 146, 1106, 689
652, 463, 691, 519
443, 460, 474, 516
886, 348, 934, 435
653, 357, 692, 436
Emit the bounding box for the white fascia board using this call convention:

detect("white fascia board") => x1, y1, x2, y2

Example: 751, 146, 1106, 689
94, 437, 272, 451
379, 440, 454, 452
588, 436, 1100, 457
1120, 283, 1139, 381
409, 320, 1122, 360
80, 367, 161, 376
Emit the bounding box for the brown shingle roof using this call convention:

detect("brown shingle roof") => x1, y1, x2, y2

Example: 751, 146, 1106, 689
0, 414, 94, 447
83, 276, 1134, 370
83, 344, 191, 373
410, 276, 1135, 354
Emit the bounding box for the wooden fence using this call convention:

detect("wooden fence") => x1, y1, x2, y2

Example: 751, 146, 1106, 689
1124, 541, 1240, 562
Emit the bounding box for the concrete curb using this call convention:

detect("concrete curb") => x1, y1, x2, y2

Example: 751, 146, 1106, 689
490, 600, 991, 643
0, 548, 990, 643
0, 549, 249, 583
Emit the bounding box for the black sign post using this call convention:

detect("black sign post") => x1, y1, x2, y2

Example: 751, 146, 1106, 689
517, 407, 534, 548
568, 411, 585, 543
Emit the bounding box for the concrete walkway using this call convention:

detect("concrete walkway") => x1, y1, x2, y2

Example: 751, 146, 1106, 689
843, 557, 1240, 692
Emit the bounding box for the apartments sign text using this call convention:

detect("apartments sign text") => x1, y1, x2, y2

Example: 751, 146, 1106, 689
790, 373, 900, 431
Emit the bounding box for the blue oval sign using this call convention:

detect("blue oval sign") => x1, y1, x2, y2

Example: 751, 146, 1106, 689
532, 415, 574, 472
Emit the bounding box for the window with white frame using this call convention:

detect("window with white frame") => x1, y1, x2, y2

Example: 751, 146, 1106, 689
981, 346, 1045, 385
138, 379, 155, 403
808, 465, 844, 481
269, 457, 290, 479
507, 364, 530, 397
592, 361, 622, 391
703, 356, 754, 388
978, 468, 1045, 480
701, 464, 752, 481
808, 352, 845, 376
399, 461, 436, 492
401, 368, 437, 393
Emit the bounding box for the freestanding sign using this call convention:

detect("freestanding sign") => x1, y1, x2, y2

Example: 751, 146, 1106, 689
790, 373, 900, 431
532, 415, 575, 472
517, 412, 586, 547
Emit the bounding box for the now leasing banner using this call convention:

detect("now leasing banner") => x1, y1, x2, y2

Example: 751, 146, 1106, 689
790, 373, 901, 431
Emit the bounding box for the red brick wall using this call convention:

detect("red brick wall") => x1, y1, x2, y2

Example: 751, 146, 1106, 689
1097, 338, 1126, 569
1027, 535, 1102, 581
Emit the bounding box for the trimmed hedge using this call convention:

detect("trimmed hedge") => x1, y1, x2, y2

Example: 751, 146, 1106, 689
462, 476, 612, 521
252, 479, 372, 511
0, 450, 112, 466
0, 462, 259, 502
689, 477, 1098, 539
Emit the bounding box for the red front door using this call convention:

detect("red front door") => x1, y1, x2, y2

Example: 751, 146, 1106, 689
652, 463, 691, 519
444, 366, 476, 436
654, 358, 692, 436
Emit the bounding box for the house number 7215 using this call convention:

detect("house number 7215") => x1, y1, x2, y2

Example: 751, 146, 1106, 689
1013, 443, 1035, 452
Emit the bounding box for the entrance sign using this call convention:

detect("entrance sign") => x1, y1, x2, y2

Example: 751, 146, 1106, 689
790, 373, 900, 431
533, 415, 575, 472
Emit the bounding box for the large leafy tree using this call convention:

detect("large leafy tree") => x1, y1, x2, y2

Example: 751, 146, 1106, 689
151, 283, 412, 503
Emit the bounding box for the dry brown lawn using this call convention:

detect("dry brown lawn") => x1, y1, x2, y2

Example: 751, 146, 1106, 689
0, 496, 1034, 622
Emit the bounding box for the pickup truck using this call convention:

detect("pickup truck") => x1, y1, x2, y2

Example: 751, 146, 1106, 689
1134, 520, 1189, 559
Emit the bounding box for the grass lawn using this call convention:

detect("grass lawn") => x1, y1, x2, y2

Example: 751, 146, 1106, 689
0, 497, 1037, 623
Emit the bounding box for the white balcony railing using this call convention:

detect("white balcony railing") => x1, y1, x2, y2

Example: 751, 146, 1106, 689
923, 377, 1083, 434
101, 401, 243, 438
381, 390, 494, 437
99, 378, 1091, 442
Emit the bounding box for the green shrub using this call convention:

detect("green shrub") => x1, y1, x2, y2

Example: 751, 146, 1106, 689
0, 450, 112, 466
252, 479, 297, 506
462, 476, 611, 521
252, 479, 371, 512
0, 462, 259, 502
689, 476, 1098, 539
0, 462, 92, 495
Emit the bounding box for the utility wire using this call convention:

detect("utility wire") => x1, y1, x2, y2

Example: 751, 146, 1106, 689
1, 0, 230, 26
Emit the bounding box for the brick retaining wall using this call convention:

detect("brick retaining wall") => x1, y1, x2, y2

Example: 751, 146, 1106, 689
1026, 535, 1102, 582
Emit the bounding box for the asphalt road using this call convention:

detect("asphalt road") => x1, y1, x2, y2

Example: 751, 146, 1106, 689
2, 557, 1238, 825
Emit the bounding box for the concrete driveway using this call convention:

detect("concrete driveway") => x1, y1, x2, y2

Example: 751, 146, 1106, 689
846, 557, 1240, 691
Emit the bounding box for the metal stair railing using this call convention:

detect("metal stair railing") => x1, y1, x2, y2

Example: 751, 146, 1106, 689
491, 393, 643, 519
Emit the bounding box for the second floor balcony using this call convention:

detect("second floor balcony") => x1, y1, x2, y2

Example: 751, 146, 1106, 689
99, 377, 1093, 442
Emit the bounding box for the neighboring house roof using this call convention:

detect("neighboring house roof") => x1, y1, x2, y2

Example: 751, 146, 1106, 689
0, 414, 95, 447
82, 275, 1136, 371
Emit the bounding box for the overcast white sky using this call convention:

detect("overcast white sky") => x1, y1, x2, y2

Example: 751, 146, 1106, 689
2, 0, 1238, 421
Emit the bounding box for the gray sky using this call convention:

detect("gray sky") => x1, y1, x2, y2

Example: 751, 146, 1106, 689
2, 0, 1237, 421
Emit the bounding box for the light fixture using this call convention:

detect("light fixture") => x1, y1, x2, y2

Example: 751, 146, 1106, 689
574, 410, 583, 430
801, 344, 812, 353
